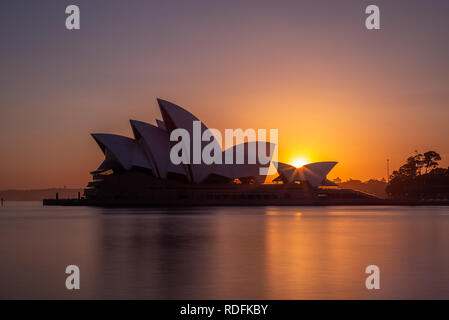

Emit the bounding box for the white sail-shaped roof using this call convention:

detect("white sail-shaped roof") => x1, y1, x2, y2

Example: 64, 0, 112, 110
130, 120, 187, 179
91, 133, 152, 172
213, 141, 275, 183
91, 157, 121, 174
89, 98, 341, 188
157, 98, 219, 183
274, 161, 337, 187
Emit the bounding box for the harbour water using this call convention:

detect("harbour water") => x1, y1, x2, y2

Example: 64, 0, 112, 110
1, 202, 448, 299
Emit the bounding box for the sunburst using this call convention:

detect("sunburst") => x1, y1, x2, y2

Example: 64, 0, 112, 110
292, 158, 309, 168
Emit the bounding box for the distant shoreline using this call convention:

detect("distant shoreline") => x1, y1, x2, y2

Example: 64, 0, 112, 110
0, 188, 83, 201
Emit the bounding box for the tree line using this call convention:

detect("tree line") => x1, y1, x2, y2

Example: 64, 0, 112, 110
387, 151, 449, 200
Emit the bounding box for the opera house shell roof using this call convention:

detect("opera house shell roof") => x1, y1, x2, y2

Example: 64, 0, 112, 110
272, 161, 338, 187
91, 99, 337, 186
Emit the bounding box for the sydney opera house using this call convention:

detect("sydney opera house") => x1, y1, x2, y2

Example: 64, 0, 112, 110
53, 98, 380, 206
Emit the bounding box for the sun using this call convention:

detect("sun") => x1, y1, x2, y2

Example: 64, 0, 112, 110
292, 158, 309, 168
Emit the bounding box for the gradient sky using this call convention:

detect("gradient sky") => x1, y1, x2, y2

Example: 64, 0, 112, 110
1, 0, 449, 189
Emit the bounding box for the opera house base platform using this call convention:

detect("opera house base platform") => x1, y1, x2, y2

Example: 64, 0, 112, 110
42, 170, 449, 207
43, 171, 389, 207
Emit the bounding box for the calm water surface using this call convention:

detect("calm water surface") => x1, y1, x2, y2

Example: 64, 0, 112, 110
0, 202, 448, 299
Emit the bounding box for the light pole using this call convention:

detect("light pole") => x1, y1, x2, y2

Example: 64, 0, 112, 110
386, 159, 390, 183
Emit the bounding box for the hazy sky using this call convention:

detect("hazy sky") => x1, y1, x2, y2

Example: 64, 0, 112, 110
1, 0, 449, 189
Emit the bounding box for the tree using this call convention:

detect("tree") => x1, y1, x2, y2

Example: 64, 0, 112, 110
397, 155, 420, 178
386, 150, 448, 200
415, 151, 425, 175
423, 151, 441, 173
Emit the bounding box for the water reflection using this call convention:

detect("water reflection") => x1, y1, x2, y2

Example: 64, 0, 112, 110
95, 208, 269, 299
0, 203, 448, 299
